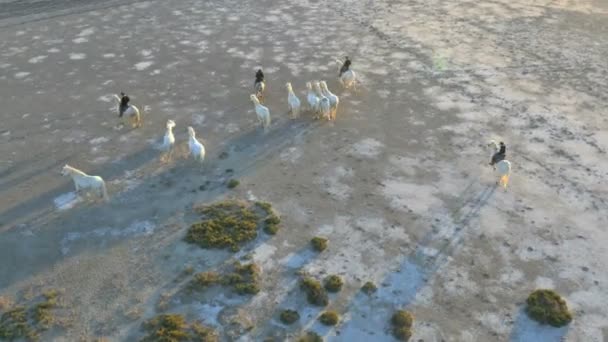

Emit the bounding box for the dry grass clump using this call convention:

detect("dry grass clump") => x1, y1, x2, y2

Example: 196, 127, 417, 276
319, 311, 339, 326
361, 281, 377, 295
191, 272, 221, 290
311, 237, 328, 252
32, 290, 59, 329
140, 314, 218, 342
323, 275, 343, 293
0, 306, 32, 340
279, 309, 300, 325
300, 277, 328, 306
186, 200, 260, 251
391, 310, 414, 341
526, 289, 573, 327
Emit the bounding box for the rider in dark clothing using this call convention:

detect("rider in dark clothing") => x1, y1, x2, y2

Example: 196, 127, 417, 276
339, 56, 351, 77
255, 69, 264, 85
490, 142, 506, 166
119, 92, 130, 117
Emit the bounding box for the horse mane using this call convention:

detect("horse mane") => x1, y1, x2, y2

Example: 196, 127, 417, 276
64, 165, 86, 175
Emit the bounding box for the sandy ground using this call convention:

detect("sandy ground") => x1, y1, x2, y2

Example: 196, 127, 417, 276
1, 0, 607, 341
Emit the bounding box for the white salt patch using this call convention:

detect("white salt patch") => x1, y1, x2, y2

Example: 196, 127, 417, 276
315, 166, 354, 200
225, 123, 239, 133
47, 48, 60, 53
69, 53, 86, 60
381, 180, 441, 214
103, 53, 116, 58
135, 61, 154, 70
534, 277, 555, 289
140, 49, 152, 57
91, 156, 109, 164
194, 303, 223, 326
252, 243, 277, 266
90, 136, 109, 144
54, 192, 83, 210
72, 37, 88, 44
28, 55, 47, 64
60, 220, 156, 255
246, 190, 257, 201
350, 138, 384, 158
279, 147, 302, 164
192, 114, 205, 126
14, 72, 30, 79
77, 28, 95, 36
511, 310, 568, 342
474, 311, 510, 335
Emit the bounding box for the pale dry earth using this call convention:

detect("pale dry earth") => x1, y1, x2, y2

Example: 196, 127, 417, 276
0, 0, 607, 341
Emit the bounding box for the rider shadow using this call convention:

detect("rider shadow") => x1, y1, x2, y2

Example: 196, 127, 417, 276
336, 183, 497, 341
509, 308, 569, 342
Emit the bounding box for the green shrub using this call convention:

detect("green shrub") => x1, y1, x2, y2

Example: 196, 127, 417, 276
141, 314, 218, 342
298, 331, 322, 342
264, 223, 280, 235
391, 310, 414, 341
185, 201, 260, 251
361, 282, 377, 295
324, 275, 343, 293
526, 289, 572, 327
0, 307, 31, 340
311, 237, 328, 252
227, 179, 240, 189
300, 277, 328, 306
224, 262, 261, 296
319, 311, 339, 326
279, 310, 300, 325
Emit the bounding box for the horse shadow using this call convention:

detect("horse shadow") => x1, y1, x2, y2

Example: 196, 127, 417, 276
509, 308, 569, 342
0, 113, 323, 292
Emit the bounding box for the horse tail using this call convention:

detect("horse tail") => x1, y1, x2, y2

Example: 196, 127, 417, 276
101, 180, 109, 201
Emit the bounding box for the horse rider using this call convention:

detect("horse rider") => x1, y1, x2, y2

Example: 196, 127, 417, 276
119, 92, 130, 117
255, 69, 264, 85
490, 141, 506, 166
339, 56, 351, 77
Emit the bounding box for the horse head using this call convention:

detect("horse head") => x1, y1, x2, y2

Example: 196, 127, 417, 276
187, 126, 196, 138
167, 120, 176, 129
61, 165, 71, 176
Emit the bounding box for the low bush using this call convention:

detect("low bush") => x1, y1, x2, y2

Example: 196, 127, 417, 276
319, 311, 339, 326
300, 277, 328, 306
526, 289, 572, 327
311, 237, 328, 252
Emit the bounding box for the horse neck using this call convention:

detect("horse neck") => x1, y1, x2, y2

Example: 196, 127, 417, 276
67, 167, 86, 177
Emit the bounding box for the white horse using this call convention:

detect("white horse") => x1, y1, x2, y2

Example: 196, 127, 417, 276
320, 81, 339, 120
286, 82, 301, 119
254, 80, 265, 103
61, 164, 109, 201
160, 119, 176, 162
314, 82, 331, 120
336, 58, 357, 90
112, 94, 142, 128
250, 94, 271, 131
306, 82, 320, 116
495, 160, 512, 189
187, 126, 206, 164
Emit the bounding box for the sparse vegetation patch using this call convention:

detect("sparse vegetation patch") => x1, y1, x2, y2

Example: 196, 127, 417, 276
311, 237, 328, 252
0, 289, 64, 341
279, 310, 300, 325
185, 200, 260, 251
319, 311, 339, 326
140, 314, 218, 342
324, 275, 343, 293
391, 310, 414, 341
188, 262, 261, 296
526, 289, 572, 327
300, 277, 328, 306
361, 281, 377, 295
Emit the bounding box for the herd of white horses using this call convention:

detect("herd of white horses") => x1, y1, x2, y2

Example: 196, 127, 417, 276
60, 58, 511, 203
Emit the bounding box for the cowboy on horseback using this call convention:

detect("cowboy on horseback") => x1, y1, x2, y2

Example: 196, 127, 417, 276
490, 141, 506, 166
255, 69, 264, 85
339, 56, 351, 77
119, 92, 130, 117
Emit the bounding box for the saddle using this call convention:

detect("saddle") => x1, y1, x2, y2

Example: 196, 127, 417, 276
491, 152, 506, 165
119, 103, 129, 117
